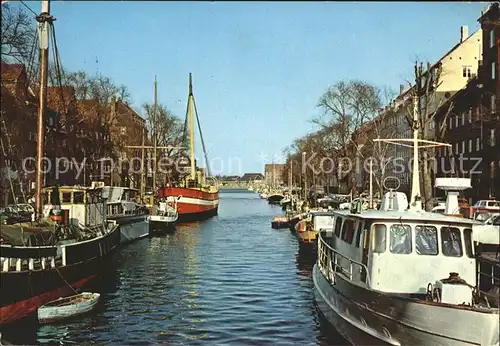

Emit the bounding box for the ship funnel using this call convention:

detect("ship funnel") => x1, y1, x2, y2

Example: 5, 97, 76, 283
434, 178, 471, 216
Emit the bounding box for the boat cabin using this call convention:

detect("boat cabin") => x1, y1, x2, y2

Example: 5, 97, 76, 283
310, 211, 335, 231
101, 186, 144, 216
42, 186, 107, 228
320, 210, 479, 295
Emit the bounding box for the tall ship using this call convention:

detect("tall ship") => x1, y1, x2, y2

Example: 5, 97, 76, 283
312, 104, 499, 344
162, 74, 219, 221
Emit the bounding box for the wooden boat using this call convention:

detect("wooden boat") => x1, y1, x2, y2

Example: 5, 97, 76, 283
296, 211, 335, 252
162, 74, 219, 222
1, 186, 120, 325
271, 215, 289, 229
267, 194, 285, 205
37, 292, 100, 324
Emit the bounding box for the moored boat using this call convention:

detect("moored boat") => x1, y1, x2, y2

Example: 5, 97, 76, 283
37, 292, 100, 324
312, 113, 500, 344
101, 185, 149, 244
268, 193, 285, 205
149, 196, 179, 233
1, 186, 120, 325
271, 215, 289, 229
163, 74, 219, 222
296, 211, 335, 252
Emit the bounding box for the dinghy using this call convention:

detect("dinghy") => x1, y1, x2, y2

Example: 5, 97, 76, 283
37, 292, 100, 324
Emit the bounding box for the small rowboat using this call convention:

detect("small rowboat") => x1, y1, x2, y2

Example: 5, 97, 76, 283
37, 292, 100, 324
271, 216, 289, 229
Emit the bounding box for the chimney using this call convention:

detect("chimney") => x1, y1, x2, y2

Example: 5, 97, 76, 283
399, 84, 404, 94
460, 25, 468, 43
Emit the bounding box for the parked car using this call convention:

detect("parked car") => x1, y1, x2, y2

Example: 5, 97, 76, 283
472, 199, 500, 212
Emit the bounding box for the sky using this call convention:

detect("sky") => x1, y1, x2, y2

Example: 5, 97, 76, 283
19, 1, 487, 175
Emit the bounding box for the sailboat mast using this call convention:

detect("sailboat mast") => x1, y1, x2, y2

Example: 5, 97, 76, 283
140, 127, 145, 199
153, 76, 158, 191
188, 73, 196, 180
35, 0, 51, 217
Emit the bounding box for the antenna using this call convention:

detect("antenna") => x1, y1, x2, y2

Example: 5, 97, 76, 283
374, 96, 451, 211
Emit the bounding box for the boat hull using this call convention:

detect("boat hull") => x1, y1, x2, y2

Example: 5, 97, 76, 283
110, 214, 149, 244
312, 265, 500, 346
0, 226, 120, 325
149, 215, 177, 234
162, 187, 219, 222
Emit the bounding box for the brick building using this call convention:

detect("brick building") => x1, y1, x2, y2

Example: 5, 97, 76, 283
264, 163, 285, 187
435, 3, 500, 201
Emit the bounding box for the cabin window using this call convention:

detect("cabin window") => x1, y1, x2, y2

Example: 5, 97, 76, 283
341, 219, 356, 244
389, 224, 412, 254
372, 224, 387, 253
73, 192, 84, 203
334, 217, 343, 237
463, 228, 473, 258
415, 225, 438, 255
62, 192, 72, 204
440, 227, 463, 257
355, 221, 364, 248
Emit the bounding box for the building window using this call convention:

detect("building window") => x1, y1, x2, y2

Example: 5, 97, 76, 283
468, 108, 472, 123
455, 142, 459, 154
492, 62, 497, 80
468, 139, 472, 153
491, 129, 496, 147
490, 29, 495, 49
461, 112, 465, 125
449, 116, 453, 129
461, 140, 465, 154
492, 95, 497, 114
455, 115, 459, 128
476, 137, 480, 151
476, 106, 481, 121
462, 66, 472, 78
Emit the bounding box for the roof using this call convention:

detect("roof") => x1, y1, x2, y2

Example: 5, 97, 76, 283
1, 63, 25, 83
240, 173, 264, 181
329, 209, 480, 225
47, 86, 75, 113
115, 100, 145, 124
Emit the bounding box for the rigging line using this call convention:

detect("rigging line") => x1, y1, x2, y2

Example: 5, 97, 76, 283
19, 0, 38, 16
192, 97, 211, 177
181, 98, 189, 149
26, 26, 39, 85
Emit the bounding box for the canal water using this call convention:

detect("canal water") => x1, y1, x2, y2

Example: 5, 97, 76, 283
1, 189, 346, 345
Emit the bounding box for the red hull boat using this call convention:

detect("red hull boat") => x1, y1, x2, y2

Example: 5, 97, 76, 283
161, 186, 219, 221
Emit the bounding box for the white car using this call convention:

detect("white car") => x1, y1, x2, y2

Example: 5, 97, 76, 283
472, 213, 500, 244
472, 200, 500, 211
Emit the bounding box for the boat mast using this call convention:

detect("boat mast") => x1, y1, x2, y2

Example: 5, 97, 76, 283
35, 0, 51, 217
152, 76, 158, 191
188, 73, 196, 181
140, 127, 145, 199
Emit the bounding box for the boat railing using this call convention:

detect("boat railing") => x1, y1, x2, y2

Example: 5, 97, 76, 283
317, 231, 371, 287
1, 245, 60, 272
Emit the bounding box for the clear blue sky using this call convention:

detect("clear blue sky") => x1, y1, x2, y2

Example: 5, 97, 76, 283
30, 1, 486, 174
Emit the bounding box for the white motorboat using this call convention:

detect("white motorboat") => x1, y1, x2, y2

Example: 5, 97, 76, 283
149, 196, 179, 233
313, 119, 500, 345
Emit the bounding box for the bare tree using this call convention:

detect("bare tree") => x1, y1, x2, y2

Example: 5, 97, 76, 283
1, 3, 35, 64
